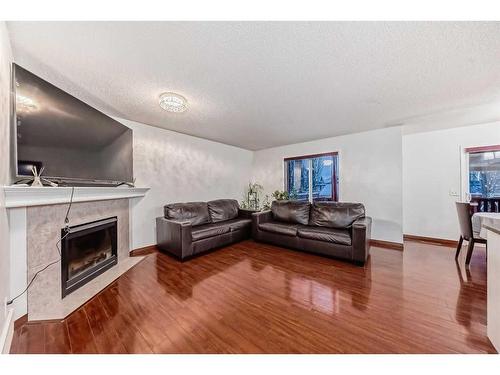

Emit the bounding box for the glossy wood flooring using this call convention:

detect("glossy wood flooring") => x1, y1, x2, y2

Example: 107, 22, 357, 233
10, 240, 496, 354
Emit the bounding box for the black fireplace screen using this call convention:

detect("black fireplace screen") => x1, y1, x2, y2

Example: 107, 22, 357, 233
61, 217, 118, 298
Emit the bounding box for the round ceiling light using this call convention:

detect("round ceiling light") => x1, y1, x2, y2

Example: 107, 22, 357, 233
159, 92, 188, 113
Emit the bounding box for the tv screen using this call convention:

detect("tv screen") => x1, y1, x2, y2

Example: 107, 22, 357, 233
13, 64, 133, 185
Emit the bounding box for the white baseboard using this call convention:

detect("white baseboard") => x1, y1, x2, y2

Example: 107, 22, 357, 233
0, 308, 14, 354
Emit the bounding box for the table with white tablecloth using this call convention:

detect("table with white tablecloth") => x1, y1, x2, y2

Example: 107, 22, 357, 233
472, 212, 500, 239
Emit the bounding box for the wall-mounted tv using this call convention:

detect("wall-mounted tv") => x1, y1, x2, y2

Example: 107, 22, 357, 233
12, 63, 133, 185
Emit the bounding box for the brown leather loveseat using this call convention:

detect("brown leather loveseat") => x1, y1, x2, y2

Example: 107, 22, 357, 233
252, 201, 372, 264
156, 199, 253, 260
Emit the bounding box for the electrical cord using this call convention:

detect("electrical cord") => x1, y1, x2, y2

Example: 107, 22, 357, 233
7, 187, 75, 306
63, 186, 75, 231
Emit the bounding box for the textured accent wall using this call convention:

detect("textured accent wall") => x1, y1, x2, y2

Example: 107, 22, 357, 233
0, 22, 12, 335
120, 118, 254, 249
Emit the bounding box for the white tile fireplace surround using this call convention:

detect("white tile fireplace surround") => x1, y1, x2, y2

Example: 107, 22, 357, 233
4, 186, 149, 321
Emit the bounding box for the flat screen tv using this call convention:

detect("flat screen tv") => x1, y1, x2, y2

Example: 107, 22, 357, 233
12, 63, 133, 186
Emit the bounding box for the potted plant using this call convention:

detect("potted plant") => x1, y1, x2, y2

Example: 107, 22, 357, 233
240, 182, 264, 210
272, 189, 298, 201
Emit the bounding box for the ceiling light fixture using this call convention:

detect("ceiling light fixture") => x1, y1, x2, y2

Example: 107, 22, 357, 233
159, 92, 188, 113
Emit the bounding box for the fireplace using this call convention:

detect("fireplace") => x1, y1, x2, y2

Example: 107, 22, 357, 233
61, 217, 118, 298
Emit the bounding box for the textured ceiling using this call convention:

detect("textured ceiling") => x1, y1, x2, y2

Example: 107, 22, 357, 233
6, 21, 500, 150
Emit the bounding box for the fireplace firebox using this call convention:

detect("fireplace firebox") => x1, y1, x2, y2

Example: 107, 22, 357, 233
61, 217, 118, 298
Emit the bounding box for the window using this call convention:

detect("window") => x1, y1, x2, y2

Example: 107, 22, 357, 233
466, 145, 500, 198
284, 152, 339, 202
465, 145, 500, 212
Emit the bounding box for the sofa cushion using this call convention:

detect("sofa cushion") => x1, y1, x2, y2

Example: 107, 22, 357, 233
191, 222, 231, 241
271, 200, 310, 225
224, 218, 252, 231
297, 226, 352, 245
208, 199, 239, 223
164, 202, 211, 226
258, 221, 298, 236
309, 202, 365, 229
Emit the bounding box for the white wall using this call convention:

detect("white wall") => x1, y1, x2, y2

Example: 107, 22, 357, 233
120, 118, 254, 249
251, 127, 404, 243
403, 121, 500, 240
0, 22, 13, 347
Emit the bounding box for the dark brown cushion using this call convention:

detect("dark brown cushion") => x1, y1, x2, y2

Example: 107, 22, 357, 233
207, 199, 239, 223
271, 200, 310, 225
258, 221, 298, 236
309, 202, 365, 229
191, 222, 231, 241
164, 202, 210, 226
224, 218, 252, 231
297, 226, 352, 245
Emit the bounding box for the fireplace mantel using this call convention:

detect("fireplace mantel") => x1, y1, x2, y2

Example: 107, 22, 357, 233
2, 186, 150, 208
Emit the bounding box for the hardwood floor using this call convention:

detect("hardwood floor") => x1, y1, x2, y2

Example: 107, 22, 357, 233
10, 239, 496, 354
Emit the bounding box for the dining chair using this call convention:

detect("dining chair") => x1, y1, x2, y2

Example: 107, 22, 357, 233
455, 202, 487, 265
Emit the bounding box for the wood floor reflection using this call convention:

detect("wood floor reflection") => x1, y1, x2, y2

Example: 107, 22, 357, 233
10, 240, 496, 353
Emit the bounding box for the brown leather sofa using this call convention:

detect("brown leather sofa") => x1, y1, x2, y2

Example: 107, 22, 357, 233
252, 201, 372, 264
156, 199, 253, 260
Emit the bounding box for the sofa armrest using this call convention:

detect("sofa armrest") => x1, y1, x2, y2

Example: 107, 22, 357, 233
252, 210, 272, 225
352, 216, 372, 264
252, 210, 272, 238
238, 208, 259, 219
156, 217, 193, 259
